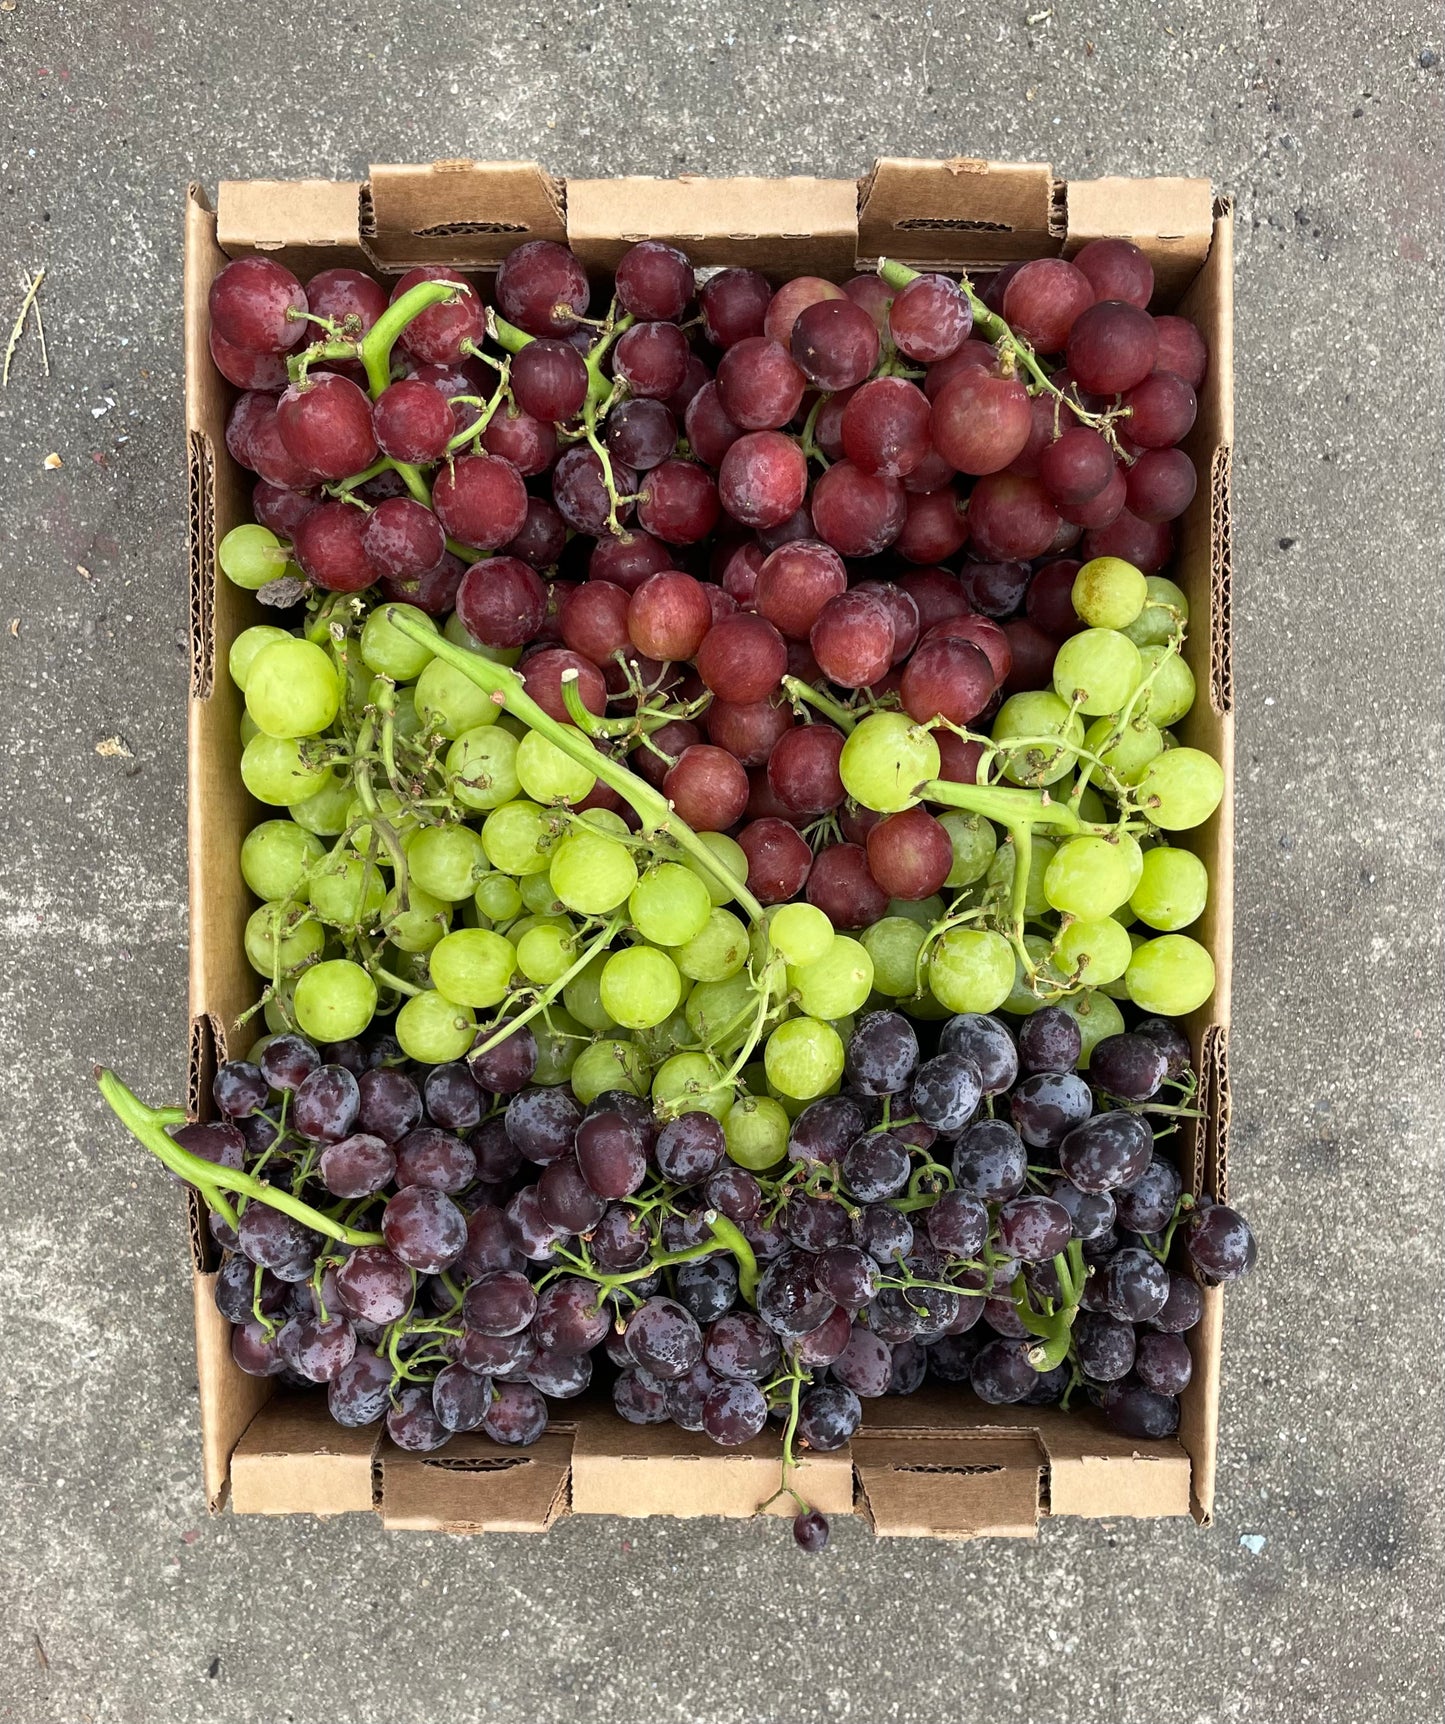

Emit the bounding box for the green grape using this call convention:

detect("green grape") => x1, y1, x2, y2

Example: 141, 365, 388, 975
532, 1007, 585, 1083
1072, 556, 1147, 630
429, 927, 517, 1009
886, 895, 946, 928
1134, 748, 1224, 832
475, 871, 524, 924
600, 945, 683, 1030
636, 1008, 693, 1063
293, 958, 378, 1042
1123, 575, 1188, 648
1084, 714, 1164, 785
685, 972, 759, 1050
516, 919, 577, 985
992, 692, 1084, 786
788, 936, 873, 1019
940, 811, 997, 887
261, 983, 297, 1036
682, 831, 750, 906
243, 903, 325, 977
395, 988, 477, 1063
1001, 934, 1059, 1015
549, 827, 637, 912
1131, 846, 1209, 931
579, 808, 629, 838
448, 726, 521, 812
767, 901, 835, 968
563, 951, 616, 1033
900, 989, 952, 1021
1126, 934, 1216, 1015
1052, 915, 1133, 986
838, 712, 941, 812
389, 686, 422, 743
288, 769, 353, 836
415, 657, 500, 740
652, 1051, 732, 1121
861, 916, 928, 998
408, 824, 489, 902
519, 869, 565, 916
571, 1038, 650, 1105
926, 927, 1014, 1013
229, 624, 292, 691
443, 612, 521, 664
347, 792, 424, 860
308, 852, 388, 929
1052, 628, 1143, 717
1134, 644, 1195, 726
240, 712, 260, 747
722, 1095, 791, 1169
631, 863, 713, 948
986, 834, 1059, 920
383, 883, 449, 953
240, 820, 324, 902
515, 730, 597, 805
361, 603, 439, 680
1101, 931, 1147, 1001
219, 523, 290, 590
674, 907, 750, 983
245, 638, 342, 740
482, 800, 556, 878
1043, 835, 1136, 919
764, 1016, 844, 1101
241, 734, 335, 807
1053, 987, 1126, 1067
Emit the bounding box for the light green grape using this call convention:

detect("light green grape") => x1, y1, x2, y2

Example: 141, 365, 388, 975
474, 871, 524, 924
288, 769, 353, 835
240, 820, 324, 902
383, 883, 449, 953
992, 692, 1084, 786
788, 936, 873, 1019
579, 807, 629, 839
683, 831, 750, 906
571, 1038, 650, 1105
1131, 846, 1208, 930
1052, 628, 1142, 717
261, 983, 297, 1036
674, 907, 750, 983
986, 834, 1059, 920
395, 988, 477, 1063
1084, 714, 1164, 785
1001, 934, 1060, 1015
532, 1008, 585, 1083
482, 800, 555, 878
229, 624, 292, 691
1126, 933, 1216, 1015
767, 901, 835, 968
886, 895, 946, 929
219, 523, 290, 590
308, 853, 388, 928
361, 603, 438, 680
429, 927, 517, 1008
940, 811, 998, 886
839, 712, 941, 812
1054, 987, 1126, 1066
600, 945, 683, 1030
684, 972, 759, 1049
764, 1016, 844, 1101
292, 959, 377, 1042
240, 712, 261, 747
415, 657, 499, 739
652, 1051, 733, 1121
519, 870, 565, 916
927, 927, 1014, 1013
1134, 747, 1224, 831
347, 788, 423, 857
408, 824, 489, 901
516, 729, 597, 805
241, 733, 335, 807
1043, 834, 1136, 919
1123, 575, 1188, 648
516, 919, 577, 985
245, 638, 342, 740
1134, 644, 1195, 726
563, 951, 616, 1033
1072, 557, 1147, 630
631, 863, 713, 947
900, 989, 953, 1021
244, 902, 325, 976
549, 827, 637, 912
861, 916, 928, 997
1100, 931, 1147, 1001
1053, 915, 1133, 986
448, 726, 521, 812
637, 1009, 693, 1063
722, 1095, 791, 1169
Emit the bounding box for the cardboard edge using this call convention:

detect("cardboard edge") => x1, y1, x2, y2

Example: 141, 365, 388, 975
1063, 176, 1215, 302
193, 1269, 272, 1514
230, 1393, 382, 1516
379, 1432, 573, 1533
1182, 1285, 1225, 1524
851, 1432, 1042, 1540
856, 157, 1059, 268
365, 161, 567, 268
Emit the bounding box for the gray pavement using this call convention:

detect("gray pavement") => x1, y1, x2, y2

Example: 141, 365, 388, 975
0, 2, 1442, 1720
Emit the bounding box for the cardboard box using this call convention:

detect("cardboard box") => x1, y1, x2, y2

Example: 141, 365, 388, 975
182, 160, 1234, 1536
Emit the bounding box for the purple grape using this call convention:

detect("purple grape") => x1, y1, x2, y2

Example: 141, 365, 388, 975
927, 1330, 984, 1384
925, 1190, 989, 1258
624, 1297, 703, 1380
505, 1085, 583, 1163
885, 1338, 928, 1395
468, 1022, 539, 1094
236, 1203, 319, 1281
291, 1064, 360, 1143
841, 1131, 911, 1202
328, 1346, 393, 1426
1114, 1155, 1183, 1233
1089, 1032, 1169, 1101
1102, 1246, 1171, 1321
704, 1165, 763, 1225
380, 1185, 467, 1274
702, 1379, 770, 1446
814, 1244, 880, 1310
172, 1120, 245, 1171
788, 1095, 865, 1166
1149, 1271, 1205, 1333
432, 1362, 494, 1431
675, 1255, 739, 1326
1100, 1380, 1180, 1440
1048, 1177, 1117, 1241
231, 1319, 287, 1377
910, 1051, 983, 1132
831, 1322, 893, 1396
969, 1336, 1037, 1404
661, 1360, 721, 1431
1059, 1111, 1154, 1194
797, 1382, 861, 1450
387, 1384, 451, 1451
1073, 1311, 1136, 1382
756, 1252, 836, 1339
938, 1013, 1018, 1095
703, 1311, 781, 1382
527, 1348, 594, 1400
213, 1060, 269, 1118
613, 1367, 671, 1424
395, 1126, 477, 1194
996, 1195, 1073, 1262
781, 1192, 851, 1253
333, 1245, 414, 1325
1134, 1330, 1193, 1395
423, 1062, 483, 1131
356, 1067, 422, 1143
793, 1509, 830, 1553
844, 1011, 920, 1095
1010, 1070, 1093, 1148
531, 1277, 610, 1354
481, 1381, 548, 1445
319, 1133, 396, 1199
259, 1033, 320, 1092
851, 1204, 914, 1263
1016, 1006, 1083, 1076
655, 1112, 726, 1184
1134, 1017, 1192, 1080
1184, 1203, 1258, 1284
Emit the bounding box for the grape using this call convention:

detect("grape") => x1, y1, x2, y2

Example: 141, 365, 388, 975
1126, 449, 1198, 524
859, 916, 927, 997
447, 727, 522, 814
756, 1251, 835, 1339
1059, 1112, 1154, 1195
613, 320, 690, 401
317, 1130, 396, 1199
738, 819, 813, 904
382, 550, 466, 616
456, 556, 548, 650
927, 929, 1014, 1015
227, 390, 319, 488
1127, 1330, 1190, 1397
380, 1184, 467, 1274
627, 569, 711, 661
293, 961, 378, 1044
791, 296, 879, 390
970, 1337, 1037, 1404
793, 1510, 831, 1553
236, 1200, 319, 1281
798, 1382, 861, 1451
610, 239, 693, 321
685, 382, 745, 468
840, 377, 932, 477
1113, 1155, 1183, 1235
276, 372, 377, 482
210, 325, 291, 390
482, 1381, 549, 1446
213, 1060, 269, 1121
1102, 1247, 1171, 1322
1074, 1312, 1136, 1382
865, 808, 952, 901
432, 453, 529, 551
240, 820, 324, 904
515, 730, 596, 806
1051, 627, 1142, 715
789, 935, 873, 1019
663, 745, 749, 832
1130, 846, 1208, 931
699, 268, 772, 347
1054, 916, 1134, 987
809, 462, 906, 559
930, 370, 1032, 474
308, 853, 387, 929
210, 256, 307, 352
991, 691, 1083, 786
815, 1248, 881, 1313
1150, 1271, 1205, 1333
837, 712, 940, 814
606, 398, 677, 470
704, 1311, 781, 1382
1066, 300, 1160, 396
899, 636, 994, 728
1044, 834, 1137, 920
1016, 1006, 1083, 1075
1151, 315, 1208, 389
1011, 1070, 1093, 1148
528, 1277, 610, 1355
787, 1095, 864, 1168
599, 945, 682, 1030
958, 558, 1031, 619
1125, 933, 1215, 1015
244, 638, 340, 740
1082, 508, 1174, 576
372, 378, 454, 464
652, 1052, 733, 1121
493, 240, 589, 337
1185, 1203, 1258, 1284
840, 1132, 909, 1201
695, 611, 788, 703
1133, 645, 1196, 727
843, 1011, 919, 1096
1072, 238, 1153, 310
644, 1112, 720, 1187
548, 827, 637, 913
715, 336, 805, 432
219, 524, 291, 592
503, 1087, 584, 1166
764, 1016, 844, 1101
613, 1369, 671, 1424
906, 1051, 980, 1132
1133, 748, 1224, 831
394, 990, 476, 1064
231, 1319, 287, 1378
889, 274, 971, 361
765, 725, 843, 819
416, 657, 504, 742
1122, 370, 1197, 447
243, 900, 325, 979
629, 862, 712, 948
802, 844, 885, 931
172, 1120, 245, 1172
939, 1015, 1018, 1096
754, 540, 848, 640
507, 338, 587, 423
291, 1062, 360, 1143
1002, 258, 1095, 351
624, 1297, 703, 1381
926, 1190, 989, 1258
852, 1204, 914, 1264
427, 928, 517, 1010
673, 1256, 739, 1329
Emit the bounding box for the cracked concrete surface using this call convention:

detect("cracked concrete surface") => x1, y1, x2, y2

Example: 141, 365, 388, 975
0, 1, 1441, 1720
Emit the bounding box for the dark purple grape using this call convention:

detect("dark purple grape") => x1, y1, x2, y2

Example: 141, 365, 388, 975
927, 1330, 984, 1383
481, 1380, 548, 1445
575, 1110, 648, 1199
1100, 1380, 1180, 1440
333, 1245, 413, 1325
851, 1204, 914, 1263
395, 1126, 477, 1194
328, 1346, 393, 1425
1010, 1070, 1093, 1148
231, 1319, 287, 1377
464, 1269, 538, 1336
813, 1245, 879, 1311
537, 1156, 608, 1233
387, 1384, 451, 1451
756, 1253, 837, 1340
969, 1336, 1037, 1404
840, 1132, 910, 1203
291, 1063, 360, 1144
844, 1012, 920, 1096
213, 1060, 269, 1118
1073, 1311, 1136, 1382
452, 1327, 534, 1376
504, 1185, 566, 1262
215, 1253, 284, 1324
996, 1195, 1073, 1262
423, 1062, 483, 1131
236, 1110, 282, 1158
172, 1120, 245, 1171
781, 1193, 851, 1253
1184, 1203, 1258, 1284
355, 1067, 422, 1144
457, 1203, 523, 1278
381, 1185, 467, 1273
787, 1095, 865, 1166
910, 1052, 983, 1132
587, 1204, 649, 1272
318, 1133, 395, 1199
1016, 1006, 1083, 1076
468, 1022, 539, 1094
675, 1256, 739, 1326
1048, 1177, 1117, 1241
1103, 1246, 1171, 1321
1059, 1112, 1154, 1194
655, 1112, 726, 1185
431, 1362, 493, 1431
1134, 1017, 1193, 1080
925, 1190, 989, 1258
703, 1311, 781, 1382
1149, 1271, 1205, 1333
505, 1085, 583, 1163
259, 1033, 320, 1093
702, 1379, 770, 1447
662, 1360, 722, 1431
950, 1119, 1027, 1203
236, 1203, 319, 1281
1020, 1361, 1071, 1405
797, 1382, 861, 1451
613, 1368, 671, 1424
831, 1323, 893, 1396
885, 1338, 928, 1395
1114, 1155, 1183, 1233
793, 1508, 830, 1553
532, 1277, 610, 1354
983, 1294, 1030, 1338
1133, 1330, 1192, 1396
938, 1013, 1018, 1095
1089, 1033, 1169, 1101
704, 1165, 763, 1225
794, 1302, 854, 1366
527, 1347, 594, 1400
624, 1296, 703, 1380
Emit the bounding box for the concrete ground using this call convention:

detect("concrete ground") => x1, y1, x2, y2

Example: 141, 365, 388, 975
1, 1, 1441, 1720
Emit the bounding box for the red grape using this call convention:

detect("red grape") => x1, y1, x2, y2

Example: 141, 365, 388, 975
696, 612, 788, 702
958, 559, 1030, 618
842, 273, 895, 331
560, 579, 631, 663
898, 566, 970, 632
432, 452, 529, 549
1057, 462, 1127, 529
390, 266, 484, 366
924, 340, 998, 400
362, 496, 446, 581
718, 539, 765, 607
306, 267, 387, 336
209, 325, 290, 390
210, 256, 307, 353
746, 767, 802, 825
935, 728, 986, 785
511, 338, 589, 421
520, 646, 607, 722
757, 504, 814, 554
716, 337, 806, 432
665, 352, 710, 418
926, 612, 1011, 685
457, 556, 548, 649
684, 382, 745, 469
840, 377, 931, 477
613, 320, 690, 400
867, 807, 952, 899
506, 497, 568, 568
900, 636, 994, 726
631, 719, 701, 789
481, 406, 557, 477
1122, 370, 1197, 447
628, 570, 712, 661
1126, 447, 1197, 522
888, 274, 972, 362
1072, 238, 1154, 310
1037, 425, 1115, 504
1001, 617, 1058, 694
1081, 508, 1175, 574
854, 581, 921, 664
699, 269, 772, 348
590, 528, 673, 592
718, 431, 808, 529
1002, 258, 1095, 352
276, 373, 377, 481
754, 540, 847, 639
1151, 315, 1208, 389
1066, 301, 1159, 395
1026, 558, 1083, 639
703, 695, 792, 766
806, 843, 888, 929
931, 370, 1032, 474
810, 589, 894, 688
252, 480, 319, 538
380, 551, 464, 616
553, 445, 636, 535
966, 472, 1061, 560
495, 240, 590, 337
637, 459, 719, 545
606, 399, 677, 470
372, 378, 453, 464
809, 461, 906, 557
293, 501, 378, 593
790, 298, 880, 390
738, 818, 813, 903
663, 745, 749, 831
767, 724, 846, 816
763, 276, 845, 345
896, 485, 968, 563
615, 240, 693, 321
226, 391, 319, 489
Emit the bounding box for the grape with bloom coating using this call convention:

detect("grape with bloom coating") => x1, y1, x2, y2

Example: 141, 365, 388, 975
838, 712, 941, 813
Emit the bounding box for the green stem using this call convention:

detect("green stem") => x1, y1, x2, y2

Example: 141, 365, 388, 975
921, 777, 1086, 833
361, 280, 472, 400
783, 675, 857, 733
467, 915, 624, 1058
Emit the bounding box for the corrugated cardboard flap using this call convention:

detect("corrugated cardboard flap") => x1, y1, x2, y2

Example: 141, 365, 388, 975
230, 1392, 380, 1516
1180, 1286, 1225, 1526
857, 157, 1059, 267
366, 161, 566, 267
1064, 177, 1214, 303
216, 178, 368, 273
852, 1431, 1042, 1540
567, 176, 858, 278
380, 1432, 571, 1533
1030, 1406, 1192, 1520
569, 1401, 852, 1519
193, 1270, 272, 1514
